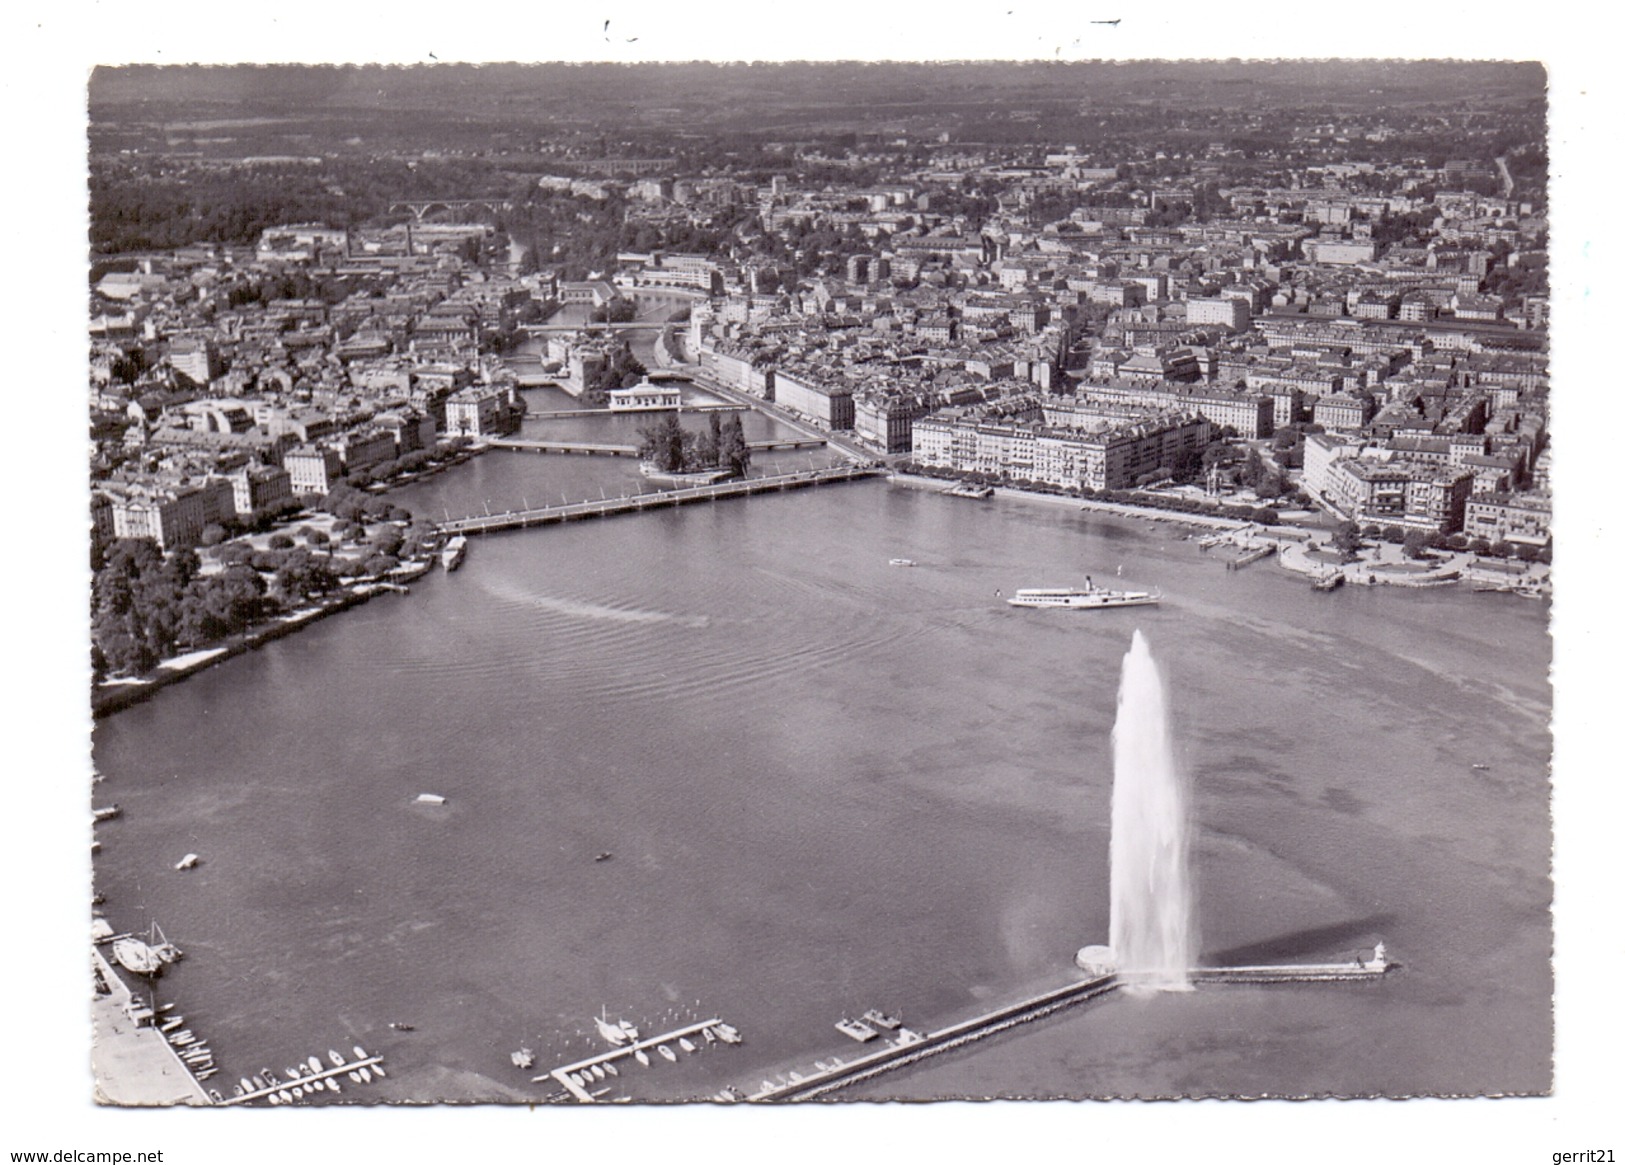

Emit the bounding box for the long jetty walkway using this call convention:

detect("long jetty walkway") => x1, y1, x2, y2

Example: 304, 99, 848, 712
218, 1050, 386, 1107
758, 955, 1395, 1102
537, 1018, 726, 1103
438, 464, 883, 537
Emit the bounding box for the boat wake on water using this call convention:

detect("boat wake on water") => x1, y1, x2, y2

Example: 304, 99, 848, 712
481, 578, 712, 629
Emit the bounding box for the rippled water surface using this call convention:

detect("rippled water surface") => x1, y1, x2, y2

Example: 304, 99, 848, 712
92, 453, 1552, 1102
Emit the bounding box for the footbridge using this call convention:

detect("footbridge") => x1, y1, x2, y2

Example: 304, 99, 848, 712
517, 321, 673, 335
484, 436, 828, 456
436, 464, 883, 536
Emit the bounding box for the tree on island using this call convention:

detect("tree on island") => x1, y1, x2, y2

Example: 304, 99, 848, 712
589, 296, 638, 324
637, 413, 750, 475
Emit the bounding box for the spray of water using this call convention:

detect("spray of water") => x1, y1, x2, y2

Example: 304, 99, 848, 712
1107, 629, 1196, 991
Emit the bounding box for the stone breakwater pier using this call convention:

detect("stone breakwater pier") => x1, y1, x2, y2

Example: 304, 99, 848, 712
756, 952, 1395, 1102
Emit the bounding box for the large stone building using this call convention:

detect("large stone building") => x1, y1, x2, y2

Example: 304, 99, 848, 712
228, 463, 294, 519
1302, 433, 1474, 533
1464, 492, 1552, 548
774, 369, 855, 430
107, 479, 236, 550
284, 445, 345, 496
913, 407, 1211, 493
854, 391, 930, 453
445, 385, 522, 438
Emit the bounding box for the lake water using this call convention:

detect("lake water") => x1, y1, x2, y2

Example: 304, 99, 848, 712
90, 448, 1552, 1102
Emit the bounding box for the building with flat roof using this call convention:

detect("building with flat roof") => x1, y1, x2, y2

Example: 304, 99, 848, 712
608, 381, 684, 412
284, 445, 345, 496
913, 406, 1210, 493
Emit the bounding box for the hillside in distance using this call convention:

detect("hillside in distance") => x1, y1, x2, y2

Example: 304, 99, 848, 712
90, 59, 1547, 133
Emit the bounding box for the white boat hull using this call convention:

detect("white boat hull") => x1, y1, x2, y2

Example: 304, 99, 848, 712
1007, 588, 1159, 610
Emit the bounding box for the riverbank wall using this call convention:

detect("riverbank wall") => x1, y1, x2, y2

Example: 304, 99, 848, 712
92, 584, 395, 719
886, 472, 1257, 531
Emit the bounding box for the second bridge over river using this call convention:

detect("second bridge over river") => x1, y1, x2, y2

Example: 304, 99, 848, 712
483, 435, 828, 457
437, 464, 885, 536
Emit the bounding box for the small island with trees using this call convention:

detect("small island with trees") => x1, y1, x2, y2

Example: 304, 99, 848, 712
637, 412, 752, 484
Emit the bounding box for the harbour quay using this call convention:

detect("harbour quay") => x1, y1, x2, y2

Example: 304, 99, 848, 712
90, 946, 210, 1107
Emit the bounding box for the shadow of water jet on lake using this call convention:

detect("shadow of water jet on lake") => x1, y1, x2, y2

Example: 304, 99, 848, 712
1203, 914, 1398, 966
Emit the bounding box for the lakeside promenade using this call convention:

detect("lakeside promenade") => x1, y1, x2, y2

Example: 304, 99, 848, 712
91, 582, 405, 718
886, 471, 1257, 531
885, 473, 1550, 596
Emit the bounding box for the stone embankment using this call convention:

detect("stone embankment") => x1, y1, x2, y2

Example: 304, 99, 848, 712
92, 581, 410, 717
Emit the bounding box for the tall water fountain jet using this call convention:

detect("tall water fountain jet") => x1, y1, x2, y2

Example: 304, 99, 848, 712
1092, 629, 1197, 991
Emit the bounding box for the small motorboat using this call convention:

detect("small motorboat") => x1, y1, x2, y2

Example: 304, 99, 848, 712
657, 1044, 677, 1062
602, 1061, 618, 1077
174, 853, 200, 871
888, 558, 917, 567
372, 1064, 386, 1078
594, 851, 613, 862
329, 1049, 346, 1067
633, 1048, 650, 1067
590, 1063, 606, 1081
307, 1056, 323, 1073
353, 1046, 369, 1060
835, 1016, 879, 1042
388, 1022, 415, 1032
678, 1037, 697, 1053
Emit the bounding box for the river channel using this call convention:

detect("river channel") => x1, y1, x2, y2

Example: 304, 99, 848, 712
90, 435, 1552, 1102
